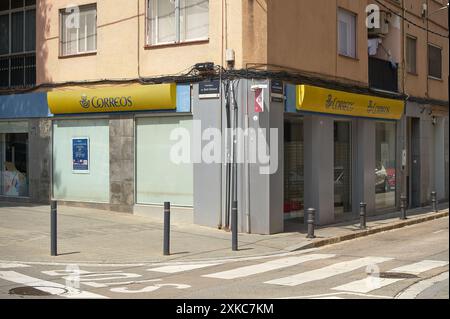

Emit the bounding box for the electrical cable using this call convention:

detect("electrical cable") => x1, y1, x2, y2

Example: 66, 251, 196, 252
374, 0, 448, 38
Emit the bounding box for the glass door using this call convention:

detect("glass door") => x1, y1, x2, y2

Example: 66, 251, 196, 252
334, 121, 352, 216
284, 117, 304, 221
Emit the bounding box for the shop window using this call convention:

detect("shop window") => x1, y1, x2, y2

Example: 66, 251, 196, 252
338, 8, 356, 58
53, 119, 109, 203
334, 121, 352, 215
428, 44, 442, 79
60, 4, 97, 56
375, 122, 396, 210
0, 122, 29, 197
147, 0, 209, 45
136, 116, 193, 206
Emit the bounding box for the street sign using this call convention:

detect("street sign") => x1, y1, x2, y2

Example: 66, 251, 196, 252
199, 80, 220, 99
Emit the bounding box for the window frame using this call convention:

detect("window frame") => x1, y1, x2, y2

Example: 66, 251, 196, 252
337, 7, 357, 59
146, 0, 209, 47
59, 3, 97, 57
427, 43, 442, 80
406, 35, 417, 75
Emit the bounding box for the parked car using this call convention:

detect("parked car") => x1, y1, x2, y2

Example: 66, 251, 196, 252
375, 163, 390, 193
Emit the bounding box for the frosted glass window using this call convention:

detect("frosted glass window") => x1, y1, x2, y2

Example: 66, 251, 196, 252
136, 116, 193, 206
53, 119, 109, 203
338, 8, 356, 58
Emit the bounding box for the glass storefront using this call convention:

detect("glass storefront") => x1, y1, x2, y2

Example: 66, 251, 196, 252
53, 119, 110, 203
284, 117, 304, 220
136, 116, 193, 206
375, 121, 396, 210
334, 121, 352, 216
0, 121, 29, 197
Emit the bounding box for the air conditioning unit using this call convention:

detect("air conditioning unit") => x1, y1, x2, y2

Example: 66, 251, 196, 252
368, 11, 389, 37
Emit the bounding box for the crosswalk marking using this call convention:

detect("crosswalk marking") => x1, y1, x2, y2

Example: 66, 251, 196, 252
0, 271, 108, 299
331, 260, 449, 293
147, 263, 220, 274
388, 260, 449, 275
203, 254, 335, 280
265, 256, 392, 286
0, 263, 30, 269
332, 277, 402, 293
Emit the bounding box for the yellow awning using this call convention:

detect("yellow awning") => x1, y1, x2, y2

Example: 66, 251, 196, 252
297, 85, 404, 120
48, 83, 176, 115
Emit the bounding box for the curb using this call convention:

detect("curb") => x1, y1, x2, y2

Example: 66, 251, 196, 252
297, 210, 449, 251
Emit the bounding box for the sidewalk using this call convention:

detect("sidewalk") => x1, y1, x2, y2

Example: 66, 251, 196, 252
0, 202, 448, 264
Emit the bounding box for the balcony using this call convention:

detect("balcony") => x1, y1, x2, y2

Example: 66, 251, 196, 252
0, 53, 36, 90
368, 56, 398, 93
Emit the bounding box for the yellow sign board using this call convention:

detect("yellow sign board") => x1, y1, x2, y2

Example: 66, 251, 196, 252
297, 85, 404, 120
48, 83, 177, 114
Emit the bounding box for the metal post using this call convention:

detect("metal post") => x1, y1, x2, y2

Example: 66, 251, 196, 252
306, 208, 316, 239
231, 200, 238, 251
359, 202, 367, 230
431, 191, 438, 212
50, 200, 57, 256
400, 194, 407, 220
163, 202, 170, 256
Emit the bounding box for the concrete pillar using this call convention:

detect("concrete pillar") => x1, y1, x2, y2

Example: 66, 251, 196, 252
109, 116, 134, 213
304, 115, 334, 225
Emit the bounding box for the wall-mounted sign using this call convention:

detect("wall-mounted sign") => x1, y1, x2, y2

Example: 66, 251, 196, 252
254, 88, 264, 113
296, 85, 405, 120
199, 80, 220, 99
48, 83, 176, 115
72, 137, 89, 173
271, 80, 284, 103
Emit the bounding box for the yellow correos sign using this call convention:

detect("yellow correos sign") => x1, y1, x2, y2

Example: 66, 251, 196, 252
48, 83, 177, 114
297, 85, 404, 120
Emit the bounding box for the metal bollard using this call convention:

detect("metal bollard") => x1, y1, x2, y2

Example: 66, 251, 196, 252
231, 200, 238, 251
400, 194, 407, 220
163, 202, 170, 256
50, 200, 57, 256
359, 202, 367, 230
306, 208, 316, 239
431, 191, 438, 212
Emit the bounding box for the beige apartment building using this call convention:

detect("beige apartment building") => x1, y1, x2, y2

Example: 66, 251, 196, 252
0, 0, 448, 234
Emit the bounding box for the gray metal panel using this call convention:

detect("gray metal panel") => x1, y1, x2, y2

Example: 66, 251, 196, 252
192, 83, 223, 228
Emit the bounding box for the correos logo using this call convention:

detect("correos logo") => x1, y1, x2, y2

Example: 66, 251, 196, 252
79, 95, 133, 109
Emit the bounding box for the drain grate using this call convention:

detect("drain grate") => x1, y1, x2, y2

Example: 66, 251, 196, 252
9, 286, 67, 297
379, 272, 418, 279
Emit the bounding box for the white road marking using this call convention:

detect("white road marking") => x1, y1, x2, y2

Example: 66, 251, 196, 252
388, 260, 449, 275
332, 260, 449, 293
396, 271, 449, 299
432, 230, 445, 234
147, 263, 220, 274
0, 263, 30, 269
0, 271, 108, 299
203, 254, 335, 280
279, 292, 392, 299
265, 257, 392, 286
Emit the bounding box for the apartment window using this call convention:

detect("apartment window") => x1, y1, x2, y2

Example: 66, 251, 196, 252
0, 0, 36, 89
428, 44, 442, 79
406, 36, 417, 74
338, 8, 356, 58
147, 0, 209, 45
60, 4, 97, 56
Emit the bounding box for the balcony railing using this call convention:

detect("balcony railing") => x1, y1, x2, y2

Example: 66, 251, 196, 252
0, 53, 36, 90
369, 56, 398, 93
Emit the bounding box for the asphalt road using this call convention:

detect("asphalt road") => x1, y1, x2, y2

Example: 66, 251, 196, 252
0, 217, 448, 300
